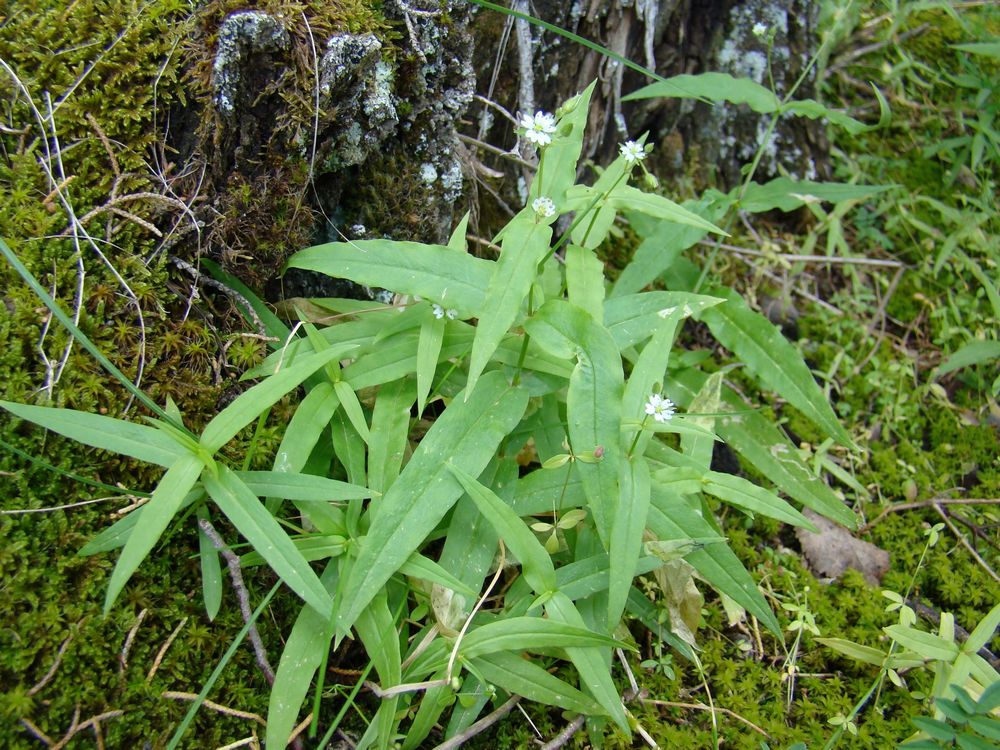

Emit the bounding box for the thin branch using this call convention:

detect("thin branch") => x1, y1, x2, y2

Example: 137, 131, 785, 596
859, 498, 1000, 533
28, 629, 76, 696
933, 503, 1000, 584
430, 695, 520, 750
197, 518, 275, 684
642, 698, 770, 738
146, 616, 189, 682
161, 692, 266, 725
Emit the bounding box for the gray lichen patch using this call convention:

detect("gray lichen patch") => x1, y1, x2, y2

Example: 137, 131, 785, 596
319, 34, 398, 168
212, 11, 290, 116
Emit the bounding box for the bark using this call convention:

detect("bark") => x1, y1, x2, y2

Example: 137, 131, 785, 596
171, 0, 828, 290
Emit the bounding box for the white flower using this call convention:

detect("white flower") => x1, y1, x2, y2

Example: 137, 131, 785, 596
532, 196, 556, 218
752, 22, 768, 38
644, 393, 676, 423
619, 140, 647, 164
519, 110, 557, 147
432, 303, 457, 320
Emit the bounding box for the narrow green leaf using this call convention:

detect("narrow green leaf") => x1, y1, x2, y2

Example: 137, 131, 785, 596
467, 212, 552, 396
611, 196, 727, 297
621, 307, 685, 456
566, 245, 606, 322
510, 462, 587, 516
912, 717, 957, 742
448, 211, 471, 250
884, 625, 960, 662
336, 371, 528, 633
439, 460, 517, 596
330, 409, 367, 487
682, 372, 724, 470
816, 637, 887, 667
104, 454, 203, 613
240, 535, 347, 567
526, 300, 624, 545
78, 489, 203, 555
700, 289, 852, 446
736, 177, 893, 214
400, 553, 479, 599
938, 340, 1000, 377
1, 401, 187, 468
672, 369, 856, 527
607, 186, 727, 234
286, 240, 491, 318
703, 471, 817, 530
469, 651, 604, 717
455, 617, 624, 662
545, 591, 630, 733
530, 80, 595, 204
265, 565, 338, 749
204, 466, 333, 615
354, 593, 401, 750
624, 72, 780, 111
956, 732, 996, 750
197, 507, 223, 621
782, 97, 888, 136
333, 379, 370, 444
648, 487, 781, 635
236, 470, 370, 501
449, 463, 556, 594
417, 315, 445, 415
967, 716, 1000, 741
608, 456, 651, 627
200, 258, 290, 344
202, 346, 353, 453
368, 378, 415, 496
965, 602, 1000, 655
604, 291, 724, 348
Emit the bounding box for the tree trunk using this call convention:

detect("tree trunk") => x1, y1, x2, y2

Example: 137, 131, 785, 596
174, 0, 828, 290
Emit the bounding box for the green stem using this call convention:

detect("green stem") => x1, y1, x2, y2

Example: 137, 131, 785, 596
626, 415, 650, 459
512, 287, 535, 386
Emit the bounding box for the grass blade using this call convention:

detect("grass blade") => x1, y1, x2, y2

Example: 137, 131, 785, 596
368, 378, 415, 496
104, 454, 203, 613
204, 466, 333, 615
336, 371, 528, 634
1, 401, 187, 468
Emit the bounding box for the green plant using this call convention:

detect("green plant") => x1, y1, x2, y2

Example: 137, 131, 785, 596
900, 683, 1000, 749
0, 65, 901, 746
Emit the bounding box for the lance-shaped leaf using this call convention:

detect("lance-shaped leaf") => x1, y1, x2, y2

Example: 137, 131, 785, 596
355, 592, 402, 750
286, 240, 492, 319
265, 565, 338, 749
466, 212, 551, 396
104, 454, 204, 613
336, 371, 528, 633
604, 291, 724, 349
204, 466, 333, 616
671, 368, 856, 528
611, 197, 727, 298
237, 470, 370, 502
417, 314, 445, 415
703, 471, 817, 530
368, 377, 415, 496
529, 80, 595, 204
78, 488, 203, 555
0, 401, 187, 468
648, 487, 781, 636
608, 456, 651, 627
736, 177, 893, 214
426, 618, 624, 670
566, 244, 606, 320
469, 651, 604, 717
699, 288, 853, 447
201, 345, 354, 453
545, 591, 630, 734
449, 463, 556, 595
197, 507, 223, 621
624, 72, 781, 111
525, 300, 624, 545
